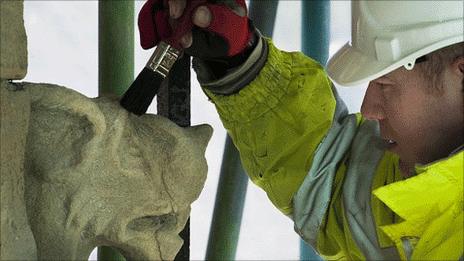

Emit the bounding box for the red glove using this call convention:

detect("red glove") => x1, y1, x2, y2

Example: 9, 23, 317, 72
138, 0, 253, 58
138, 0, 171, 50
193, 0, 251, 57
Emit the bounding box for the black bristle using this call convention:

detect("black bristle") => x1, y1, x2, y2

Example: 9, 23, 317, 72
120, 67, 165, 115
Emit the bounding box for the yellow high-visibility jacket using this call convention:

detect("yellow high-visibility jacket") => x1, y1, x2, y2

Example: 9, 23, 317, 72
198, 38, 463, 260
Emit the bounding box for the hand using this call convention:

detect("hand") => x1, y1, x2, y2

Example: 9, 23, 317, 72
138, 0, 254, 60
138, 0, 172, 50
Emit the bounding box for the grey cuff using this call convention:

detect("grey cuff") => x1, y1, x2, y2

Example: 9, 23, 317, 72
194, 31, 269, 95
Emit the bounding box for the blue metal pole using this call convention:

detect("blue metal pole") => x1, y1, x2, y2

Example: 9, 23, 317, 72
205, 1, 278, 260
248, 0, 279, 38
300, 239, 323, 261
300, 0, 330, 260
302, 0, 331, 66
205, 137, 249, 260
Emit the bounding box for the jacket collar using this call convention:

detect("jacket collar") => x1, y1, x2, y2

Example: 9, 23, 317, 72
373, 151, 463, 240
374, 151, 462, 220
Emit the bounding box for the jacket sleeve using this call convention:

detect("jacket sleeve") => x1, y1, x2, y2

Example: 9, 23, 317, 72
197, 38, 337, 215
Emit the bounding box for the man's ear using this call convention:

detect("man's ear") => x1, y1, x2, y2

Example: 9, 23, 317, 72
452, 56, 464, 92
452, 56, 464, 76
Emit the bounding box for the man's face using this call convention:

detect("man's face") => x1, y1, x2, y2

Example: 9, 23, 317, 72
361, 61, 464, 169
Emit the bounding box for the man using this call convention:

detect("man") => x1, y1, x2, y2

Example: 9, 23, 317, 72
138, 0, 463, 259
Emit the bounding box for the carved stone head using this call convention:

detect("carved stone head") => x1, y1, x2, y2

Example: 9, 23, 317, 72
1, 83, 212, 260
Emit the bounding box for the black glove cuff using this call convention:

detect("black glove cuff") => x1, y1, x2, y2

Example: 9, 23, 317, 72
193, 28, 269, 95
192, 20, 259, 80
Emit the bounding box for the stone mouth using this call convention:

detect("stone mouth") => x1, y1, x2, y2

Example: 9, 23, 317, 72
119, 213, 182, 260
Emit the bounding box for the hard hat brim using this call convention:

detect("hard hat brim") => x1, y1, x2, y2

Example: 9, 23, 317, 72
327, 36, 464, 87
327, 43, 392, 87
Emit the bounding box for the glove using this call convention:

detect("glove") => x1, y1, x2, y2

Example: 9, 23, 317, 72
138, 0, 256, 63
138, 0, 172, 50
185, 0, 253, 59
139, 0, 262, 93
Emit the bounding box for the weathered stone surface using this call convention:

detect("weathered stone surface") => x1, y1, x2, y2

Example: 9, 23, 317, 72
0, 1, 27, 80
1, 82, 212, 260
1, 81, 37, 260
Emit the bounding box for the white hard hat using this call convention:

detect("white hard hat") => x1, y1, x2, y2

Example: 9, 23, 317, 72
327, 1, 464, 87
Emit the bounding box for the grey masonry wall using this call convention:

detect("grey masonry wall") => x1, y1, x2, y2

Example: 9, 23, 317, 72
1, 1, 38, 259
0, 0, 28, 80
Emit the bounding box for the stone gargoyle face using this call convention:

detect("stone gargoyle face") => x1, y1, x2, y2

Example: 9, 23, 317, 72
20, 83, 212, 260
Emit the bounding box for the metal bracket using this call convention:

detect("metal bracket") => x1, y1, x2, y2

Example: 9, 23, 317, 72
146, 42, 182, 78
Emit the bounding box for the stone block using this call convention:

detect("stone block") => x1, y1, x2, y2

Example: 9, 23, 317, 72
0, 1, 27, 80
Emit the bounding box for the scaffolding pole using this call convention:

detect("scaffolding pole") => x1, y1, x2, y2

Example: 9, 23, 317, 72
97, 0, 134, 260
302, 0, 331, 66
205, 1, 279, 260
300, 1, 330, 260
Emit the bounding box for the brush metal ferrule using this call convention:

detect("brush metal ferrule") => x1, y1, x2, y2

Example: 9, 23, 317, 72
146, 42, 181, 78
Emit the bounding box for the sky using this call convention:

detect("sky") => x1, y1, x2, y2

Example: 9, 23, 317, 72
23, 1, 366, 260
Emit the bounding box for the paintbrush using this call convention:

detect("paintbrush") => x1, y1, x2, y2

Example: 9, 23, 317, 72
120, 0, 207, 115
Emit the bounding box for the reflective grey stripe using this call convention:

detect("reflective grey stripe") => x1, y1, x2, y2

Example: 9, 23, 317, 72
293, 88, 353, 247
342, 120, 399, 260
293, 88, 399, 259
197, 30, 269, 95
293, 113, 358, 247
401, 237, 414, 260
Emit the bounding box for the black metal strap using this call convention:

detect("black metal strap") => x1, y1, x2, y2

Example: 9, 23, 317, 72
157, 54, 191, 260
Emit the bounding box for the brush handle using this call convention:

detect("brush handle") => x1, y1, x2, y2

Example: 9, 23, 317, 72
121, 1, 207, 115
120, 34, 182, 116
145, 41, 181, 78
145, 0, 208, 77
